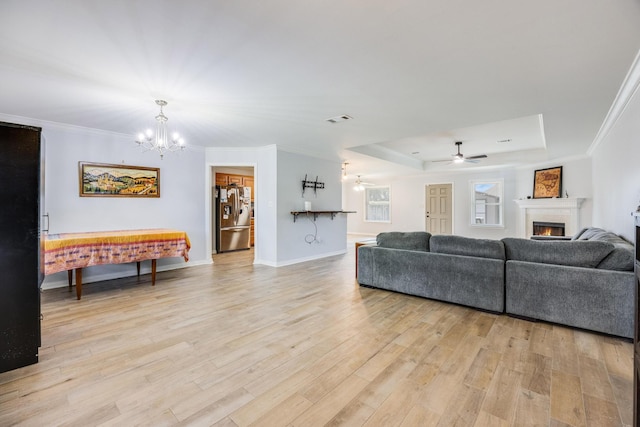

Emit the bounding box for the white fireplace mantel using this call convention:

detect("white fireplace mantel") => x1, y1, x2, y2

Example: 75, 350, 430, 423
514, 197, 585, 238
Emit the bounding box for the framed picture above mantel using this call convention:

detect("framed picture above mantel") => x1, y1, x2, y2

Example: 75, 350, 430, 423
533, 166, 562, 199
79, 162, 160, 197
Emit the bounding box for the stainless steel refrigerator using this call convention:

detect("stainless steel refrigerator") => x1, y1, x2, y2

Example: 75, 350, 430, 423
215, 185, 251, 252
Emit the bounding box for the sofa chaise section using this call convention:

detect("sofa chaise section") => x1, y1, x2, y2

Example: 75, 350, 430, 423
502, 237, 634, 338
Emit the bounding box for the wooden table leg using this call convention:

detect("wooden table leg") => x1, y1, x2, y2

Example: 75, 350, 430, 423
355, 242, 365, 279
68, 270, 73, 291
136, 261, 141, 277
75, 268, 82, 300
151, 259, 157, 286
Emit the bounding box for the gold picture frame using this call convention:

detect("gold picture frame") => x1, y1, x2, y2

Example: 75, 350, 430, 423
79, 162, 160, 197
533, 166, 562, 199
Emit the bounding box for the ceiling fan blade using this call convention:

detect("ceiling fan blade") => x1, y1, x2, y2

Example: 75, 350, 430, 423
464, 159, 480, 163
465, 154, 487, 160
431, 159, 452, 163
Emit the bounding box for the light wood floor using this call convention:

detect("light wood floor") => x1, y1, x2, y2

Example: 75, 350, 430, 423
0, 246, 634, 426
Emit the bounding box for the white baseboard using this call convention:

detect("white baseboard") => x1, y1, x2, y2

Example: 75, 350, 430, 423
256, 249, 347, 268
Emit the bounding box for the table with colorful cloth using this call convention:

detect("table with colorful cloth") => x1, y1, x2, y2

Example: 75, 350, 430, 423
43, 228, 191, 300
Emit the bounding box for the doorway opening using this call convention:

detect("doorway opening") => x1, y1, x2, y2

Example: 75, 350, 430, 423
211, 166, 255, 256
425, 183, 453, 235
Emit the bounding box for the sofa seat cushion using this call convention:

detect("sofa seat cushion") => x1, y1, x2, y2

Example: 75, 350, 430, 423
430, 235, 505, 260
502, 237, 614, 268
376, 231, 431, 251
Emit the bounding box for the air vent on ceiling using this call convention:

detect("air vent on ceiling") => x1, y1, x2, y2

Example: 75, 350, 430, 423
496, 139, 512, 144
326, 114, 353, 124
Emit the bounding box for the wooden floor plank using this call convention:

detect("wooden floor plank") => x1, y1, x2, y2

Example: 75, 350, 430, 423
480, 363, 523, 423
550, 370, 587, 427
583, 394, 623, 427
513, 389, 550, 427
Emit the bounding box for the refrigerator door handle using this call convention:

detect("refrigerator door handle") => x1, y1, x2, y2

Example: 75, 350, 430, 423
234, 189, 239, 225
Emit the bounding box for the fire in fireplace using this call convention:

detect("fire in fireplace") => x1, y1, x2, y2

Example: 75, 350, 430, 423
533, 221, 565, 237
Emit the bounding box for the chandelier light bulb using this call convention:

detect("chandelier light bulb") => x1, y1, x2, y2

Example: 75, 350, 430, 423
134, 100, 186, 159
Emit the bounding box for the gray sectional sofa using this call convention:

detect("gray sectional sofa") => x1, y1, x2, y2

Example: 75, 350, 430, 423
357, 228, 635, 338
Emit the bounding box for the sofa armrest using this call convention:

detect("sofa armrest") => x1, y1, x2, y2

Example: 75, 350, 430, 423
357, 244, 376, 284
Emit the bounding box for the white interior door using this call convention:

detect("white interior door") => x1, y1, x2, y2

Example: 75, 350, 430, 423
425, 183, 453, 235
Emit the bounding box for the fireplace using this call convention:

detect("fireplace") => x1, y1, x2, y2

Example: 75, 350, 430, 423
532, 221, 565, 237
515, 198, 584, 238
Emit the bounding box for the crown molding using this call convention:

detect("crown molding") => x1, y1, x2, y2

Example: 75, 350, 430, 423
588, 49, 640, 155
0, 112, 130, 138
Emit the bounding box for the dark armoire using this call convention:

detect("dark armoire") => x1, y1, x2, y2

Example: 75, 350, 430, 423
0, 121, 43, 373
634, 214, 640, 426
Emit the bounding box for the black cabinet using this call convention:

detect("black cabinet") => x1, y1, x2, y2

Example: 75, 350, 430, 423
0, 121, 42, 373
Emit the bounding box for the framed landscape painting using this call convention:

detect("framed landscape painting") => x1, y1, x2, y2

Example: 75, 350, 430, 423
533, 166, 562, 199
79, 162, 160, 197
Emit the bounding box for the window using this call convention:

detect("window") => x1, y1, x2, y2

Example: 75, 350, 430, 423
470, 180, 503, 227
365, 186, 390, 222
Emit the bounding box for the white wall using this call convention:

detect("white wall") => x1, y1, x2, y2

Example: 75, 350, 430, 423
591, 65, 640, 242
276, 151, 346, 264
0, 114, 209, 289
205, 147, 346, 266
345, 157, 593, 239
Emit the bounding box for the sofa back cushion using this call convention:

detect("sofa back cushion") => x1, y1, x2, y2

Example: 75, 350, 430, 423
574, 227, 607, 240
502, 237, 614, 268
376, 231, 431, 252
569, 227, 634, 270
571, 227, 591, 240
597, 247, 634, 271
430, 235, 505, 260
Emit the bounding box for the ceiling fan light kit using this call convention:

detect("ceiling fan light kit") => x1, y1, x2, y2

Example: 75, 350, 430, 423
433, 141, 488, 164
354, 175, 374, 191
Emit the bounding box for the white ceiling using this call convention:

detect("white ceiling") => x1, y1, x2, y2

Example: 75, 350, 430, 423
1, 1, 639, 179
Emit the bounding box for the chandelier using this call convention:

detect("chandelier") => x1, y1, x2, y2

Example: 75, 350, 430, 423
135, 100, 185, 159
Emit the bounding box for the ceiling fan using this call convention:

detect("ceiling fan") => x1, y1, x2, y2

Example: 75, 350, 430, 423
434, 141, 488, 164
353, 175, 374, 191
